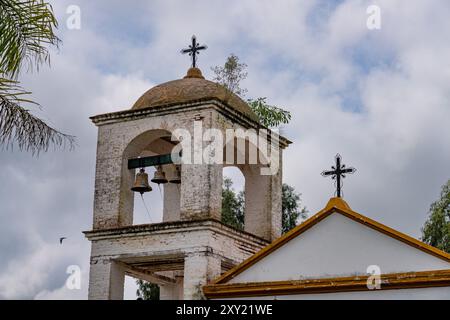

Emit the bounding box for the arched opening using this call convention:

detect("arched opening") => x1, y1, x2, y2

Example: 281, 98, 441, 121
121, 129, 181, 226
133, 166, 164, 224
220, 133, 275, 239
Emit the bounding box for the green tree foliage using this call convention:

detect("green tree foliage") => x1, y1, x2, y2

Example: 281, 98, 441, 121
248, 97, 291, 128
212, 54, 291, 128
136, 280, 159, 300
212, 54, 248, 97
422, 179, 450, 253
0, 0, 74, 153
221, 178, 307, 233
221, 177, 244, 230
282, 183, 308, 233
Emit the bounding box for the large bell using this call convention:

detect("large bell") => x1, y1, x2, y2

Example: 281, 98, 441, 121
168, 165, 181, 184
151, 165, 168, 184
131, 168, 152, 194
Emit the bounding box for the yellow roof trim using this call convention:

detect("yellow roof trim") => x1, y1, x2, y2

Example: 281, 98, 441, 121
205, 269, 450, 299
213, 197, 450, 285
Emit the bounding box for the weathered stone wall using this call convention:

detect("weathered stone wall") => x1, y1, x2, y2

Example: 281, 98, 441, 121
92, 105, 284, 239
88, 101, 287, 299
93, 107, 220, 229
85, 220, 268, 300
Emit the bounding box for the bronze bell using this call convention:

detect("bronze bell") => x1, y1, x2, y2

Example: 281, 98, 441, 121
168, 165, 181, 184
131, 168, 152, 194
151, 165, 168, 184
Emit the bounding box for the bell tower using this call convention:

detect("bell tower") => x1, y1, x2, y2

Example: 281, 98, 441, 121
85, 41, 290, 300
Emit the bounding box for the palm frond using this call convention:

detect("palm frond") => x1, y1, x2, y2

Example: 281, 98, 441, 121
0, 78, 75, 154
0, 1, 74, 154
0, 0, 60, 77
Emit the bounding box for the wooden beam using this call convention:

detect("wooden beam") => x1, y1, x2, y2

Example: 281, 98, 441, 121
116, 262, 177, 285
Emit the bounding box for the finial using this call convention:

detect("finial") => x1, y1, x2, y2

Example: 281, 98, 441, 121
183, 67, 205, 79
181, 35, 207, 68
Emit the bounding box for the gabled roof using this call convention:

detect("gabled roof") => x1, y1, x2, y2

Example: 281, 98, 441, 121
212, 197, 450, 285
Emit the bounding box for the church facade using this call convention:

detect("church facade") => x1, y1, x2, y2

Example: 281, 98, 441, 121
204, 198, 450, 299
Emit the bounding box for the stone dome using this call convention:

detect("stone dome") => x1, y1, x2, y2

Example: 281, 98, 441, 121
131, 68, 259, 123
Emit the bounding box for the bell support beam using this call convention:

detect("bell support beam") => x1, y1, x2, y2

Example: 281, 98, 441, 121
128, 153, 178, 169
120, 264, 177, 286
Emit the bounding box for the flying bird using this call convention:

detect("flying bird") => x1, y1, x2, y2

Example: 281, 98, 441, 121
59, 237, 67, 244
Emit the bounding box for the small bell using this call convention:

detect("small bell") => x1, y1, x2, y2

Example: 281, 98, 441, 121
168, 165, 181, 184
151, 165, 168, 184
131, 168, 152, 194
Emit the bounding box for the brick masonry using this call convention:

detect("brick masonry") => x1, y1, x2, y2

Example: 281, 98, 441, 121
86, 99, 288, 299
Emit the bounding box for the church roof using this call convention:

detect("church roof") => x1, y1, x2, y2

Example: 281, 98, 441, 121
204, 269, 450, 298
131, 67, 260, 123
203, 197, 450, 298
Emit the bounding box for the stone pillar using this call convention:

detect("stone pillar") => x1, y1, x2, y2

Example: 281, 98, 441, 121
183, 252, 221, 300
160, 284, 177, 300
243, 162, 282, 241
93, 126, 134, 229
88, 259, 125, 300
160, 276, 183, 300
180, 164, 222, 220
163, 171, 181, 222
175, 276, 184, 299
269, 164, 283, 240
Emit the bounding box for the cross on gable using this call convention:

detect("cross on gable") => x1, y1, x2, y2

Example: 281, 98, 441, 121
321, 154, 356, 198
180, 35, 207, 68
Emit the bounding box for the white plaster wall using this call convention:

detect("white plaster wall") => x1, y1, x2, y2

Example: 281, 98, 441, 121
229, 211, 450, 283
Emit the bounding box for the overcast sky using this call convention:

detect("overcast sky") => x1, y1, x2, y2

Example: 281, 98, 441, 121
1, 0, 450, 299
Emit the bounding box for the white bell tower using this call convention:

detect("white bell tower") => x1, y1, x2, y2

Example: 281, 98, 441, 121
85, 64, 290, 299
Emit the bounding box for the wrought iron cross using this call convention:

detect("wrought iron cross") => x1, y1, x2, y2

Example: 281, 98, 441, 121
321, 154, 356, 198
181, 35, 207, 68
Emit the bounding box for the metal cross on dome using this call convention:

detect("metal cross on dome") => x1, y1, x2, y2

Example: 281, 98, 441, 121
321, 154, 356, 198
181, 35, 207, 68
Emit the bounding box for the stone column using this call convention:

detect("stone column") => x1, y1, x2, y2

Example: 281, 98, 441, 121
269, 166, 283, 240
163, 173, 181, 222
160, 276, 184, 300
88, 259, 125, 300
160, 285, 176, 300
179, 164, 222, 220
179, 115, 223, 221
243, 162, 282, 241
183, 252, 221, 300
93, 126, 134, 229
